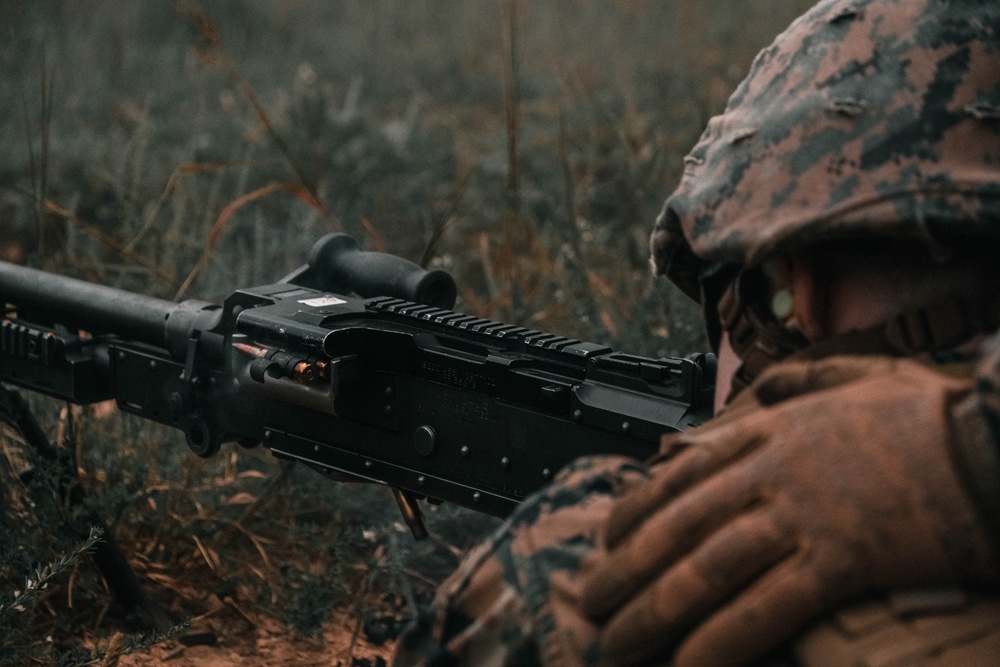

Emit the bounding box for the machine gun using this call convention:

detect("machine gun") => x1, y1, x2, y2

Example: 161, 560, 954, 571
1, 235, 712, 530
1, 234, 712, 525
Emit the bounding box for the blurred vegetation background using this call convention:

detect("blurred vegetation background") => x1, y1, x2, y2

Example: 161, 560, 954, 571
0, 1, 815, 664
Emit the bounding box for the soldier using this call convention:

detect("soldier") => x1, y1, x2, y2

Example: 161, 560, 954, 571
393, 0, 1000, 665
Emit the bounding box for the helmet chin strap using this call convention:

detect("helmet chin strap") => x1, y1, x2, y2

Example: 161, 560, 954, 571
716, 270, 1000, 404
716, 270, 809, 402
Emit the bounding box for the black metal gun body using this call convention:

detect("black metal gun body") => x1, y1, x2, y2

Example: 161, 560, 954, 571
1, 235, 712, 519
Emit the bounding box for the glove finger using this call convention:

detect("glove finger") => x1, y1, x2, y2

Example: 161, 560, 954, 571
582, 458, 768, 620
604, 425, 765, 549
674, 559, 825, 667
588, 506, 794, 664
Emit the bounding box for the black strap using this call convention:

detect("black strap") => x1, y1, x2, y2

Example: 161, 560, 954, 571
717, 271, 1000, 400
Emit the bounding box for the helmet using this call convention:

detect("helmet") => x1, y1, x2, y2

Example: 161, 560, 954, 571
652, 0, 1000, 301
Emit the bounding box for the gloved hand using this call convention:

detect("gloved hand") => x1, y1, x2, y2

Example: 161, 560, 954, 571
577, 356, 1000, 667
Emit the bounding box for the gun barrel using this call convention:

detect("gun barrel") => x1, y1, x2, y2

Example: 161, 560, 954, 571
0, 261, 178, 348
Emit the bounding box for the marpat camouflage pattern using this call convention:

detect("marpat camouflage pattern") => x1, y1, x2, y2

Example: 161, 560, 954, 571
394, 456, 647, 667
651, 0, 1000, 300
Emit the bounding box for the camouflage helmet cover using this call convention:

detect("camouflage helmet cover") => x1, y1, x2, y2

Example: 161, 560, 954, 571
653, 0, 1000, 300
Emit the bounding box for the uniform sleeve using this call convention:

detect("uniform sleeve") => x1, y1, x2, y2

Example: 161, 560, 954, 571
392, 455, 649, 667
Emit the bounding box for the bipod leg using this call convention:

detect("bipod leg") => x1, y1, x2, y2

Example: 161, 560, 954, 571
0, 386, 170, 631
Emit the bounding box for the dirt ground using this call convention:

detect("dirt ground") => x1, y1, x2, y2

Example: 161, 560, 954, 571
101, 506, 477, 667
119, 610, 395, 667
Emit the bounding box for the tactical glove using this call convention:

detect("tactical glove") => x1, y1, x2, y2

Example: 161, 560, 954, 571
578, 356, 999, 666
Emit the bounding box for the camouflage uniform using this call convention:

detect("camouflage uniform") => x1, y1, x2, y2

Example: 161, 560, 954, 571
395, 0, 1000, 665
395, 455, 644, 667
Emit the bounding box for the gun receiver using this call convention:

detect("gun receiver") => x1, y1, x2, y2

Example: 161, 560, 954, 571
1, 234, 712, 530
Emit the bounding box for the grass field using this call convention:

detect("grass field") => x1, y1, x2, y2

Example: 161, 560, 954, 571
1, 2, 815, 664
